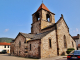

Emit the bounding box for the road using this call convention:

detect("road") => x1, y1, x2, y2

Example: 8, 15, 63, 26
57, 58, 67, 60
0, 54, 67, 60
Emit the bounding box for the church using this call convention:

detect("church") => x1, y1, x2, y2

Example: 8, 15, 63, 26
10, 3, 76, 58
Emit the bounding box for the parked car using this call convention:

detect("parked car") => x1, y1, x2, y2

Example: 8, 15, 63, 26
67, 50, 80, 60
2, 50, 7, 54
0, 50, 7, 54
0, 49, 3, 54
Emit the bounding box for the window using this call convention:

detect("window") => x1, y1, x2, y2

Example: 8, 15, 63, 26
8, 45, 9, 48
46, 14, 50, 22
36, 13, 40, 21
30, 44, 31, 50
72, 42, 74, 47
19, 41, 21, 48
4, 45, 6, 48
64, 35, 67, 48
24, 51, 28, 53
24, 40, 26, 43
49, 39, 52, 48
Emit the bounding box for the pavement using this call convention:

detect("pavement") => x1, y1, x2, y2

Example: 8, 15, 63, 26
0, 54, 67, 60
39, 56, 67, 60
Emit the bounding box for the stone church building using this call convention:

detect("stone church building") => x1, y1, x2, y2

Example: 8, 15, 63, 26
10, 3, 76, 58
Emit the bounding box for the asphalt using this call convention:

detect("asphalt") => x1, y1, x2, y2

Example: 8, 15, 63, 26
0, 54, 67, 60
39, 56, 67, 60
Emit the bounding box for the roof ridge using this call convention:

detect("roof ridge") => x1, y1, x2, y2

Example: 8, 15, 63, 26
37, 3, 50, 12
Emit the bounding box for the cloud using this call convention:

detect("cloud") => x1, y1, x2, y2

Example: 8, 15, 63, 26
5, 29, 9, 32
76, 28, 78, 32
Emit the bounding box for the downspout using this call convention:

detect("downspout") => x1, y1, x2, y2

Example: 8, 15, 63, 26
55, 24, 59, 56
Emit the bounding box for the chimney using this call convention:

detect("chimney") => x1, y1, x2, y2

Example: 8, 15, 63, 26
77, 34, 79, 37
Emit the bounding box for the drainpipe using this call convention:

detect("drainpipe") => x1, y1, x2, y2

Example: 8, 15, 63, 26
55, 24, 59, 56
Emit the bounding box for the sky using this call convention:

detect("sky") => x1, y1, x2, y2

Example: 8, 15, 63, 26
0, 0, 80, 38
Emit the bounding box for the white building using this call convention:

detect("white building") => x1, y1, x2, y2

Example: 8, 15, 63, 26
0, 42, 10, 53
72, 34, 80, 50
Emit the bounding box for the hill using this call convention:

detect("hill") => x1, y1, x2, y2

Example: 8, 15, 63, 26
0, 37, 14, 43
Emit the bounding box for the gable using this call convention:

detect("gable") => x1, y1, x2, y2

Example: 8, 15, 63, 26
56, 16, 69, 32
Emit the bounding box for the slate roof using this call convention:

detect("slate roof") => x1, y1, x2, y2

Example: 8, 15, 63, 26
28, 30, 53, 42
19, 32, 35, 38
37, 3, 50, 12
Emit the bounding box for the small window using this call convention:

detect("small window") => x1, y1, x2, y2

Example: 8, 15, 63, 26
46, 14, 50, 22
72, 42, 74, 47
36, 13, 40, 21
38, 18, 40, 20
8, 45, 9, 48
4, 45, 6, 48
49, 39, 52, 48
25, 48, 28, 49
64, 35, 67, 48
24, 51, 28, 53
19, 41, 21, 48
24, 40, 26, 43
30, 44, 31, 50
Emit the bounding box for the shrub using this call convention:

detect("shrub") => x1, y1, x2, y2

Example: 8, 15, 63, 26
66, 48, 75, 54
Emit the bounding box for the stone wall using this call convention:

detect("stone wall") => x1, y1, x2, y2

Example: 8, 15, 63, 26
10, 43, 14, 54
56, 18, 76, 55
28, 40, 41, 58
41, 29, 57, 58
42, 10, 55, 23
41, 20, 53, 29
31, 9, 55, 34
14, 34, 26, 57
31, 20, 41, 34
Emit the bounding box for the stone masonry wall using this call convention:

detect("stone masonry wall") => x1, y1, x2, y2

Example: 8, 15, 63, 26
28, 40, 41, 58
41, 10, 55, 29
10, 43, 14, 54
42, 10, 55, 23
56, 18, 76, 55
41, 29, 57, 58
14, 34, 26, 57
41, 20, 53, 29
31, 20, 41, 34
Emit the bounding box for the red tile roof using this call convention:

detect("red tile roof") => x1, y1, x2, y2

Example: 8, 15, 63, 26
0, 42, 10, 45
78, 44, 80, 48
72, 36, 79, 40
37, 3, 50, 12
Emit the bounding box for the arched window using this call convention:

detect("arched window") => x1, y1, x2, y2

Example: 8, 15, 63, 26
30, 44, 31, 50
49, 39, 52, 48
64, 35, 67, 48
36, 13, 40, 21
72, 42, 74, 47
46, 14, 50, 22
19, 41, 21, 48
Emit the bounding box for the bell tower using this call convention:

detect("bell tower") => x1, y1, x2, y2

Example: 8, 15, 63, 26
31, 3, 55, 34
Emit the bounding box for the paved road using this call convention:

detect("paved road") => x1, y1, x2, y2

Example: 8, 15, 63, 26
0, 54, 67, 60
0, 54, 38, 60
56, 58, 67, 60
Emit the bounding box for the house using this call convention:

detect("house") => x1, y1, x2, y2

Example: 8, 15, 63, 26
10, 39, 15, 55
11, 3, 76, 58
0, 42, 10, 53
72, 34, 80, 50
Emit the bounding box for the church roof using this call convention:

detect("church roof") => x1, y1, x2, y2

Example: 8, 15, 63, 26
27, 30, 53, 42
37, 3, 50, 12
19, 32, 35, 38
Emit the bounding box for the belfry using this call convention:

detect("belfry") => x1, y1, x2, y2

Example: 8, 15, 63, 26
10, 3, 76, 59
